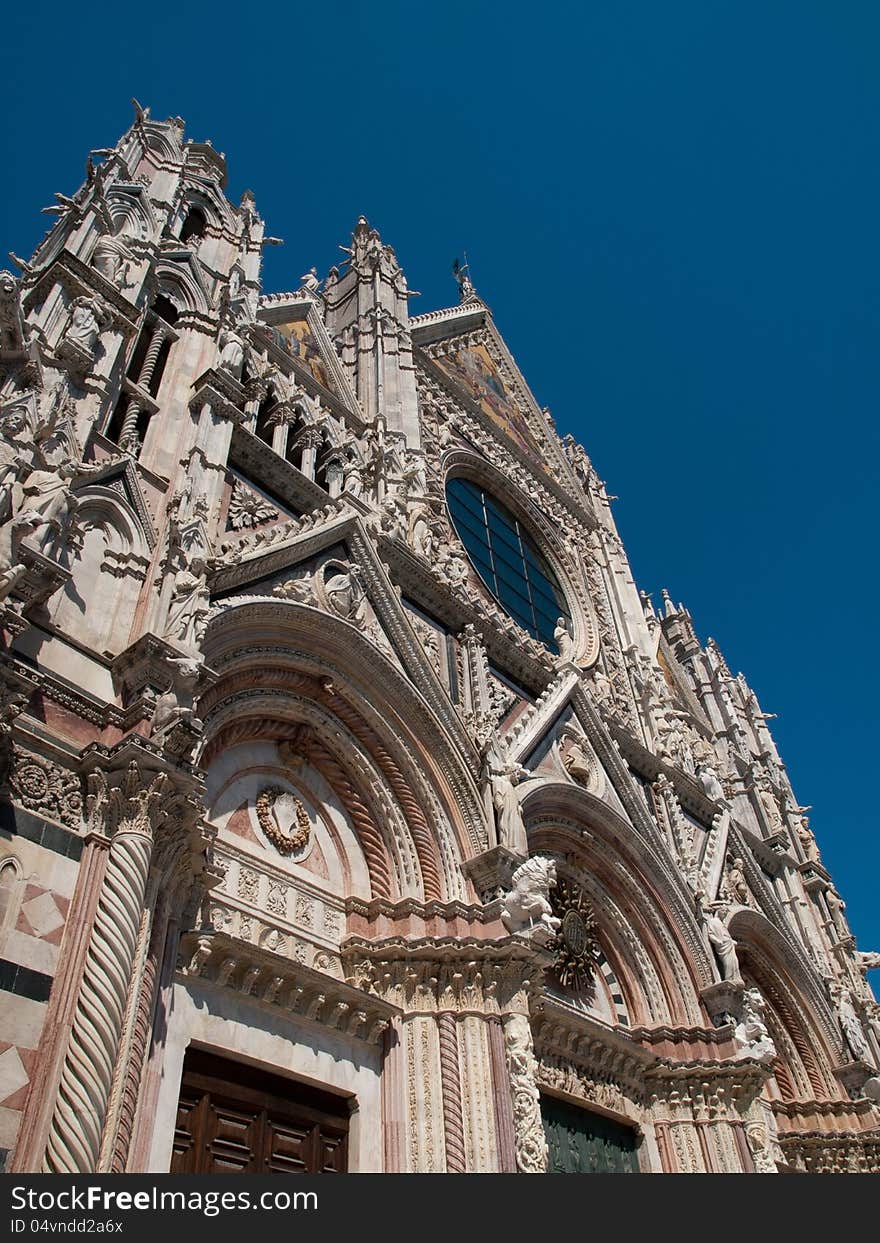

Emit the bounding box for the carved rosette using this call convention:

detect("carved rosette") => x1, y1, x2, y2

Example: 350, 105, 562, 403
9, 746, 83, 827
42, 762, 170, 1173
502, 1011, 548, 1173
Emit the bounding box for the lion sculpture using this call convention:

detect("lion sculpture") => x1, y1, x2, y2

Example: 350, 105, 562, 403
501, 856, 561, 936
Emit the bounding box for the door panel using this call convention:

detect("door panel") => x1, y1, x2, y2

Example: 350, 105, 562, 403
171, 1049, 350, 1174
541, 1093, 640, 1173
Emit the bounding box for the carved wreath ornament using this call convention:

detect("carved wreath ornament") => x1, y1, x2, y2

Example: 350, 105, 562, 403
255, 786, 311, 856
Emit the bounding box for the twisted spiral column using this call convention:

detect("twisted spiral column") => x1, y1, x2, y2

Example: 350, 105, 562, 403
119, 324, 168, 453
437, 1012, 466, 1173
108, 891, 165, 1172
42, 820, 152, 1172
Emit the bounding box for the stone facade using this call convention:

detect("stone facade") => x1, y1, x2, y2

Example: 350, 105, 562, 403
0, 104, 878, 1174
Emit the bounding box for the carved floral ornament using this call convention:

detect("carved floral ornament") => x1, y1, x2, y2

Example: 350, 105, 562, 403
549, 876, 602, 996
254, 785, 312, 857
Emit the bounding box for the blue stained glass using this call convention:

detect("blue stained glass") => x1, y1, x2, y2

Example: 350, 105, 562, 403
446, 478, 570, 651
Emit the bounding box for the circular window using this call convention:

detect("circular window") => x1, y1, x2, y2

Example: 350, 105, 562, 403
446, 477, 571, 651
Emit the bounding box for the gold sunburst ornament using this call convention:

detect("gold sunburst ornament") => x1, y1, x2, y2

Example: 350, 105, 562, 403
255, 786, 311, 856
550, 878, 601, 995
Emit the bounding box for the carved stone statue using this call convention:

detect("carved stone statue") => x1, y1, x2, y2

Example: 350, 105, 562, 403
164, 547, 210, 652
342, 451, 364, 498
744, 1120, 778, 1173
727, 856, 751, 906
60, 297, 108, 358
324, 562, 366, 627
501, 855, 561, 936
755, 775, 784, 832
830, 981, 871, 1061
856, 951, 880, 972
149, 656, 202, 741
560, 732, 596, 791
825, 888, 851, 939
796, 816, 822, 864
218, 326, 245, 379
483, 731, 528, 856
380, 494, 405, 542
734, 988, 776, 1063
704, 907, 743, 983
92, 232, 131, 288
0, 270, 26, 352
554, 616, 574, 662
696, 759, 726, 803
15, 455, 80, 558
0, 406, 32, 524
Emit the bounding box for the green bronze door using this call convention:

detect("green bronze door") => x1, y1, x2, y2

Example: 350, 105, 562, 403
541, 1094, 640, 1173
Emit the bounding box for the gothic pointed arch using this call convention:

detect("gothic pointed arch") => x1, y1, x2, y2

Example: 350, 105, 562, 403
200, 598, 486, 902
521, 779, 713, 1026
727, 907, 845, 1101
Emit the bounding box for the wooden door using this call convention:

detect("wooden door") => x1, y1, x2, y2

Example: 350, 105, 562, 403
171, 1049, 350, 1174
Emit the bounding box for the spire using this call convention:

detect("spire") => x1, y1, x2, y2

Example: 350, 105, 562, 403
323, 216, 420, 443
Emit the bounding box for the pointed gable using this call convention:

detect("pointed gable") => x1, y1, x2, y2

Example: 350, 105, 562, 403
413, 301, 572, 484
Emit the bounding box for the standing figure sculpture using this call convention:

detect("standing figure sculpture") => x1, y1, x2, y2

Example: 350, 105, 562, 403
483, 731, 529, 856
704, 906, 743, 984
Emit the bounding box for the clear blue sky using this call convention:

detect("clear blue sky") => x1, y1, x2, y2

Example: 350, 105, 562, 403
2, 4, 878, 954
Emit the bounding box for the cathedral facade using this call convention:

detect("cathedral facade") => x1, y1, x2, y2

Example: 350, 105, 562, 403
0, 106, 878, 1175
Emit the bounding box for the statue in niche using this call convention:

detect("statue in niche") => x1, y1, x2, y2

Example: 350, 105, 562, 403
408, 505, 437, 560
501, 855, 561, 936
829, 981, 871, 1061
218, 325, 246, 379
92, 231, 131, 288
342, 450, 364, 498
703, 905, 743, 984
726, 856, 751, 906
60, 297, 108, 358
379, 494, 405, 541
554, 616, 574, 662
164, 539, 211, 653
483, 730, 529, 856
0, 406, 33, 525
400, 449, 427, 498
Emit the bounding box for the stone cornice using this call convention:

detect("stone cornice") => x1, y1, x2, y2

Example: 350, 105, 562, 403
23, 249, 142, 330
178, 930, 397, 1045
342, 933, 548, 1017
